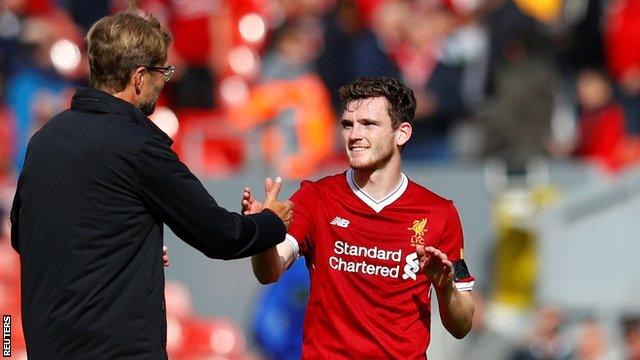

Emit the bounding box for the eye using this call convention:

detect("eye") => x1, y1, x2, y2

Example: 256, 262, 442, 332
363, 120, 377, 127
340, 120, 353, 129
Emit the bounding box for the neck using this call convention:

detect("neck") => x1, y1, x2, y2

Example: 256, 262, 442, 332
352, 156, 402, 201
109, 86, 138, 107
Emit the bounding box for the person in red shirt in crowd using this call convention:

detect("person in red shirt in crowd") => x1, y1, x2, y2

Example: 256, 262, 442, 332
243, 77, 475, 359
574, 69, 628, 172
572, 68, 640, 173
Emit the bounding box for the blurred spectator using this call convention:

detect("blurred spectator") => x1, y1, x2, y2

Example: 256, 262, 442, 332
402, 6, 467, 161
622, 315, 640, 360
168, 0, 225, 109
484, 0, 540, 96
510, 306, 573, 360
230, 18, 336, 179
135, 0, 226, 109
315, 0, 400, 110
0, 106, 14, 177
573, 69, 628, 172
553, 0, 606, 75
573, 319, 617, 360
252, 258, 309, 360
0, 2, 26, 93
604, 0, 640, 135
481, 16, 559, 172
261, 18, 322, 81
405, 4, 489, 161
5, 14, 77, 171
60, 0, 110, 32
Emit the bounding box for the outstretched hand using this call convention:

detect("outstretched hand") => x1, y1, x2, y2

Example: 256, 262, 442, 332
241, 177, 293, 229
241, 187, 262, 215
416, 245, 453, 290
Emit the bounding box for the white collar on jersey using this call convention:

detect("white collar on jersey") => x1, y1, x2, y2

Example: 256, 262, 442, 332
346, 169, 408, 213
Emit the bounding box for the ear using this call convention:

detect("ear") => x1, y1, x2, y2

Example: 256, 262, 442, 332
396, 122, 412, 147
133, 67, 146, 95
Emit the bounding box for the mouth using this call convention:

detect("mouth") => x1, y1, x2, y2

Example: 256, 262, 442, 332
349, 146, 369, 152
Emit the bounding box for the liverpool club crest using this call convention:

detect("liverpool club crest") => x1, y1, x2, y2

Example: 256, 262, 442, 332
407, 218, 427, 246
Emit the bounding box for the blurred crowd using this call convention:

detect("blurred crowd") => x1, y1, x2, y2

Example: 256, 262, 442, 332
2, 0, 640, 359
2, 0, 640, 181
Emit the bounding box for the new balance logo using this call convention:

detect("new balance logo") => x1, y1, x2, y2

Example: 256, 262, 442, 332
330, 216, 350, 228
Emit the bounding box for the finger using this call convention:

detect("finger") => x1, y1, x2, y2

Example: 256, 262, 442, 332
425, 247, 448, 262
265, 176, 282, 201
415, 244, 425, 257
162, 246, 169, 267
424, 246, 437, 253
264, 178, 274, 194
440, 263, 450, 275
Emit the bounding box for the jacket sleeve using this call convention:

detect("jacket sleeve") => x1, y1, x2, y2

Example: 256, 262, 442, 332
133, 135, 285, 260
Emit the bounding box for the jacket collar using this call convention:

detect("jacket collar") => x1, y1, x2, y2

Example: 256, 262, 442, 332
71, 87, 173, 145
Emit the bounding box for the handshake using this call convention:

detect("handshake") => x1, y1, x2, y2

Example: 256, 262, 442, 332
241, 176, 294, 229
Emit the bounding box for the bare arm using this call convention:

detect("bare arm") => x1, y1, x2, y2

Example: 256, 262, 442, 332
417, 245, 475, 339
251, 238, 297, 284
434, 282, 474, 339
243, 178, 297, 284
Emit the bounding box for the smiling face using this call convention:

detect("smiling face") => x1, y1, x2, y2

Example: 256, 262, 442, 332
341, 96, 411, 171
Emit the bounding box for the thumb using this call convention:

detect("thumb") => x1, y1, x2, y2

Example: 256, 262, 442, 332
415, 244, 425, 257
265, 176, 282, 201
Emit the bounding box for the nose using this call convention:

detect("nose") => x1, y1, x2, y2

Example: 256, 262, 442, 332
348, 123, 363, 141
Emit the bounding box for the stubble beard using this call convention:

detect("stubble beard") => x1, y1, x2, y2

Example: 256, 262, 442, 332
348, 143, 394, 172
140, 100, 157, 116
140, 84, 162, 116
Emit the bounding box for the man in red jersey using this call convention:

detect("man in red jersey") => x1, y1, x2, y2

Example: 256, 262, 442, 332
244, 77, 475, 359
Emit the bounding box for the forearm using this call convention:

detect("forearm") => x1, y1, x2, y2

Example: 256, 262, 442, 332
251, 240, 295, 284
435, 282, 475, 339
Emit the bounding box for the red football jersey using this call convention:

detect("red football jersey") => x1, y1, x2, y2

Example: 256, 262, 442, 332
286, 170, 474, 359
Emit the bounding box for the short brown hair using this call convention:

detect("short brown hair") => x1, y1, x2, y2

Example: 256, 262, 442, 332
338, 77, 416, 129
86, 12, 171, 92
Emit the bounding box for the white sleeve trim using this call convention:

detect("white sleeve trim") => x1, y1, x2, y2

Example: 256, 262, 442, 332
455, 280, 475, 291
284, 234, 300, 261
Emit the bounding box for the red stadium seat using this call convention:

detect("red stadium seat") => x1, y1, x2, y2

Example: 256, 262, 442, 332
173, 316, 248, 359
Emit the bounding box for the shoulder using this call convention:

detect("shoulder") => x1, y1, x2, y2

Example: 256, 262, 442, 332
406, 178, 455, 209
297, 172, 346, 192
291, 172, 346, 201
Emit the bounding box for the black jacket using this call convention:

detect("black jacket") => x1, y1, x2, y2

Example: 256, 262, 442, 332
10, 88, 285, 359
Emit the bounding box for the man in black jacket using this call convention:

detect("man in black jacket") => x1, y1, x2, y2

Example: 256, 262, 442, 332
10, 11, 292, 359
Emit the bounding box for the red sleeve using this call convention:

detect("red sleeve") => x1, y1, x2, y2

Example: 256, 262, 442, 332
439, 201, 464, 262
440, 201, 475, 290
287, 180, 317, 256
